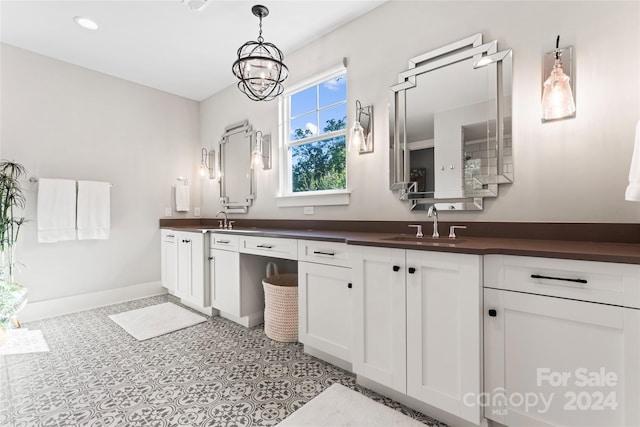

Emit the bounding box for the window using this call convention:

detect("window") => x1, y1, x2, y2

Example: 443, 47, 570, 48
278, 67, 349, 206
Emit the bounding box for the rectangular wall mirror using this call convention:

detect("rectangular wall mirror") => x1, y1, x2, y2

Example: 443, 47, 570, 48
219, 120, 255, 213
389, 33, 513, 211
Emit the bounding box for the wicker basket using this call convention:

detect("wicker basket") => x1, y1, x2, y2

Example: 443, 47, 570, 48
262, 262, 298, 342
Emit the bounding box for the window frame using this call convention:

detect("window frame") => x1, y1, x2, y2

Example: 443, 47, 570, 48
277, 65, 350, 207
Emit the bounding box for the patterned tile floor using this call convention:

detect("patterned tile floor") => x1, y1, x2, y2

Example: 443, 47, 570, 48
0, 295, 446, 426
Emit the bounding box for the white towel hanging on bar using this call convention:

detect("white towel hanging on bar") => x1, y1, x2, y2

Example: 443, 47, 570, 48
37, 178, 77, 243
175, 183, 190, 212
77, 180, 111, 240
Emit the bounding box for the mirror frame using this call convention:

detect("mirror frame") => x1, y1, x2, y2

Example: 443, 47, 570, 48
219, 120, 255, 213
389, 33, 513, 211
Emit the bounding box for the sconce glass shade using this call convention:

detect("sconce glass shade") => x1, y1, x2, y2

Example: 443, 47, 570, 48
350, 100, 374, 153
232, 5, 288, 102
200, 148, 214, 179
350, 121, 365, 152
542, 58, 576, 121
542, 37, 575, 122
250, 131, 271, 170
251, 146, 265, 170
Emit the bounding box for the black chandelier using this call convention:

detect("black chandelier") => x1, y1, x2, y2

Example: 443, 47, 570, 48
232, 5, 289, 102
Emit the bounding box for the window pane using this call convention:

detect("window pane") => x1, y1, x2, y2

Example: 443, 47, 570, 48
291, 86, 317, 118
319, 103, 347, 135
290, 112, 318, 141
319, 74, 346, 107
290, 135, 346, 192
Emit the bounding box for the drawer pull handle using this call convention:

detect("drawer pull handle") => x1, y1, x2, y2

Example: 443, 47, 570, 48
531, 274, 587, 284
408, 267, 416, 274
348, 283, 352, 289
257, 244, 274, 249
488, 309, 497, 317
393, 265, 400, 272
313, 251, 335, 256
208, 256, 213, 261
167, 234, 175, 238
182, 239, 191, 243
217, 240, 231, 244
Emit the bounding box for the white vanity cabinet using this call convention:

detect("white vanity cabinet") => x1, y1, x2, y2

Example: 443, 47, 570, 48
297, 240, 352, 369
160, 229, 178, 293
209, 234, 241, 316
174, 231, 209, 308
209, 232, 271, 327
484, 255, 640, 427
350, 245, 483, 425
405, 249, 482, 424
350, 245, 407, 391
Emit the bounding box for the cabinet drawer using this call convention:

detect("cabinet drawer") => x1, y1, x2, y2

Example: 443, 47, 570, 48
240, 236, 297, 260
210, 233, 239, 251
484, 254, 640, 308
297, 240, 349, 267
161, 229, 177, 242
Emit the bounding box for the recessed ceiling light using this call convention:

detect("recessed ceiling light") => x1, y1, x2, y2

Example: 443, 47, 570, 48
182, 0, 209, 11
73, 16, 99, 30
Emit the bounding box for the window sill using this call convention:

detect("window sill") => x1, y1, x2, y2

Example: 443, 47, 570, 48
275, 191, 350, 207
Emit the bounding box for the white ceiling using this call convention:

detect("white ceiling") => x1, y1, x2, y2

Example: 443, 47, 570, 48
0, 0, 385, 101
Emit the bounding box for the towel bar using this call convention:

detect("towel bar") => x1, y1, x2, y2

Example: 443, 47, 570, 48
29, 177, 113, 187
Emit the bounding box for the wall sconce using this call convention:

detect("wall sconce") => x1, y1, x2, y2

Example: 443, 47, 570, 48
251, 131, 271, 170
199, 148, 215, 179
350, 100, 374, 154
542, 35, 576, 122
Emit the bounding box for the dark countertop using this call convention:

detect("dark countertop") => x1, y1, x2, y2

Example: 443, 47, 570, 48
160, 225, 640, 265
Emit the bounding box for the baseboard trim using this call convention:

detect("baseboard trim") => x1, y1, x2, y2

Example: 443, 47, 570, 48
303, 345, 352, 372
19, 281, 167, 322
178, 298, 213, 316
218, 310, 264, 328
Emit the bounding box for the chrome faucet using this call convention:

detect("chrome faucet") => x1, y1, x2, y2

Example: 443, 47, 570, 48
427, 205, 439, 238
215, 210, 228, 229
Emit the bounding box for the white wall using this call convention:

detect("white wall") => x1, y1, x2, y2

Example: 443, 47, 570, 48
200, 0, 640, 222
0, 44, 201, 302
2, 1, 638, 304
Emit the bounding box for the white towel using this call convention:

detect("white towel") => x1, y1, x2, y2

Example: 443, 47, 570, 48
175, 184, 190, 212
37, 178, 77, 243
626, 120, 640, 201
77, 180, 111, 240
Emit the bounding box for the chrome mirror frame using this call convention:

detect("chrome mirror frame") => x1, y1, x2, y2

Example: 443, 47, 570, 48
219, 120, 255, 213
389, 33, 513, 211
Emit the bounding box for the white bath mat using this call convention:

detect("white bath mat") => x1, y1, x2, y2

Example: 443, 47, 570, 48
109, 302, 207, 341
0, 328, 50, 355
277, 383, 425, 426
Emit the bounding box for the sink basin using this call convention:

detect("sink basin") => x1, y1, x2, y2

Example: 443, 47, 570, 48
383, 235, 466, 244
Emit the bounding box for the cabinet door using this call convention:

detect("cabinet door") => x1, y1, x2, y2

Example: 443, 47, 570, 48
350, 245, 407, 393
210, 248, 240, 316
406, 250, 482, 424
298, 261, 351, 362
177, 232, 208, 307
484, 288, 640, 427
161, 231, 178, 292
176, 233, 191, 299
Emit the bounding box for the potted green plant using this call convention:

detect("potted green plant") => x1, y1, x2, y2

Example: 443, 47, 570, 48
0, 160, 28, 337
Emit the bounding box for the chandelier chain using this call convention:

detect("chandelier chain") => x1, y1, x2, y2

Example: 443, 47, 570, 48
258, 16, 264, 43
